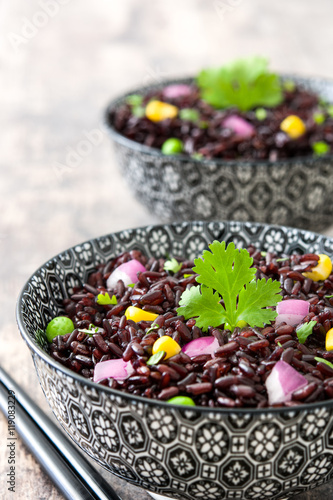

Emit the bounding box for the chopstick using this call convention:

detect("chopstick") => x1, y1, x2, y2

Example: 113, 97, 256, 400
0, 366, 122, 500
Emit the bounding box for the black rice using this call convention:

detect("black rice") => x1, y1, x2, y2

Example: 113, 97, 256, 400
50, 247, 333, 408
108, 85, 333, 161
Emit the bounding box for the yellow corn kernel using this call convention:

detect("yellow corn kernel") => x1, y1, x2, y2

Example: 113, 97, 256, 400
145, 100, 178, 122
124, 306, 159, 323
152, 335, 181, 360
326, 328, 333, 351
280, 115, 306, 139
303, 254, 332, 282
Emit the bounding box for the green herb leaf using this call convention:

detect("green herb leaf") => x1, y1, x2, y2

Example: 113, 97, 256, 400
313, 111, 325, 125
179, 108, 200, 122
197, 56, 283, 112
126, 94, 143, 106
283, 79, 296, 92
325, 295, 333, 299
145, 322, 160, 335
277, 342, 283, 347
312, 141, 330, 156
97, 292, 117, 305
128, 283, 135, 288
184, 273, 194, 278
315, 357, 333, 370
276, 257, 289, 262
35, 329, 47, 349
78, 323, 99, 336
236, 278, 282, 328
327, 105, 333, 118
147, 351, 166, 366
296, 320, 317, 344
132, 106, 145, 118
178, 285, 226, 331
255, 108, 267, 121
177, 241, 282, 331
164, 258, 182, 274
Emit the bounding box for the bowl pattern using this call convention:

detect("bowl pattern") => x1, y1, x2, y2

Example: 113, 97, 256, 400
18, 221, 333, 500
105, 76, 333, 231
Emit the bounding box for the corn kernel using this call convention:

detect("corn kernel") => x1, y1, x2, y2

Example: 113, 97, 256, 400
152, 335, 181, 360
145, 100, 178, 122
303, 254, 332, 282
124, 306, 159, 323
280, 115, 306, 139
326, 328, 333, 351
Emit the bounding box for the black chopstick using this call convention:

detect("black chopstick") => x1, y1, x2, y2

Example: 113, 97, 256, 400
0, 366, 122, 500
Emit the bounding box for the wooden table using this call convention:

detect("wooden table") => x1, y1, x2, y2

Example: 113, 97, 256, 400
2, 1, 333, 498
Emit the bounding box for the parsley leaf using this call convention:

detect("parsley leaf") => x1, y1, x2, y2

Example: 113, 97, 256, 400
296, 321, 317, 344
97, 292, 117, 305
164, 258, 182, 274
197, 56, 283, 112
315, 357, 333, 370
177, 241, 282, 331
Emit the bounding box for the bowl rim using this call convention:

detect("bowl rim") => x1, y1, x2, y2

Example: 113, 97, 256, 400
16, 220, 333, 416
103, 73, 333, 166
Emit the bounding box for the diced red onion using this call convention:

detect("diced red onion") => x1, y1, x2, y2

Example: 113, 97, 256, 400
162, 84, 192, 99
275, 299, 310, 326
265, 360, 307, 405
182, 336, 219, 357
94, 358, 134, 383
106, 259, 146, 289
223, 115, 255, 138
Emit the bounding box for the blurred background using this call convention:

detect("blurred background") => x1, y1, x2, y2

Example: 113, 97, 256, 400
1, 1, 333, 498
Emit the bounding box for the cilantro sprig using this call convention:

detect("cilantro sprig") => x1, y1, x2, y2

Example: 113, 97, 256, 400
177, 241, 282, 332
164, 258, 182, 274
315, 357, 333, 370
296, 320, 317, 344
197, 56, 283, 112
97, 292, 117, 305
296, 321, 317, 344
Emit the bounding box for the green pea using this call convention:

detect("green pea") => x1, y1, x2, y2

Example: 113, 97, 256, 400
46, 316, 75, 342
313, 112, 325, 125
312, 141, 330, 156
167, 396, 196, 406
161, 138, 183, 155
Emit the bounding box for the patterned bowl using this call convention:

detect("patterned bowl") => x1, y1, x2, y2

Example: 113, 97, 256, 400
17, 221, 333, 500
105, 76, 333, 231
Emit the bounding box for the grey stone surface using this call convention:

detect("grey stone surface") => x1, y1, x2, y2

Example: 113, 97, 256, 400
1, 1, 333, 498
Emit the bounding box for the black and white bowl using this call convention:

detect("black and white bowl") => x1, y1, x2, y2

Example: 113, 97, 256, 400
17, 221, 333, 500
105, 76, 333, 231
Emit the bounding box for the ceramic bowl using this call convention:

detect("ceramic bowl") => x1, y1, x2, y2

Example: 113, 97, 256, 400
17, 221, 333, 500
105, 76, 333, 231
